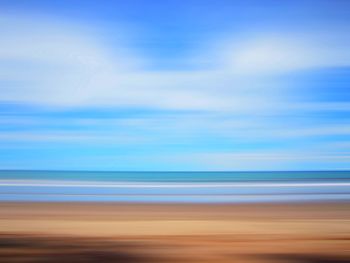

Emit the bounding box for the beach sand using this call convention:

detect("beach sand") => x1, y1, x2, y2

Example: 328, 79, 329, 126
0, 202, 349, 262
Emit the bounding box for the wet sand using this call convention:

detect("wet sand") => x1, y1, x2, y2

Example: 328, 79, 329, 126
0, 202, 349, 262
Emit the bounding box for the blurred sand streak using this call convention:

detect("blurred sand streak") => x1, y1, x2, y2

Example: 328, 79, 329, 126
0, 202, 349, 262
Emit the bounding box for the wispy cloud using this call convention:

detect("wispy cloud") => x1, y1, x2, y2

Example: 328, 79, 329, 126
0, 6, 349, 170
216, 34, 350, 74
1, 12, 349, 112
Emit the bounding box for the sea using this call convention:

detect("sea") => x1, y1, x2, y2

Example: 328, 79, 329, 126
0, 170, 349, 203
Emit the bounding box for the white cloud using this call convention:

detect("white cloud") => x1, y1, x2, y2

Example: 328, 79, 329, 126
217, 35, 350, 74
1, 13, 233, 110
2, 13, 349, 113
1, 11, 349, 171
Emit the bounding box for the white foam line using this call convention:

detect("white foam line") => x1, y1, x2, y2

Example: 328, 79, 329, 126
1, 193, 350, 198
0, 180, 349, 188
1, 193, 349, 197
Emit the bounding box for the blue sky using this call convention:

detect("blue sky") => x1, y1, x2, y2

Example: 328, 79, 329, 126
0, 0, 349, 170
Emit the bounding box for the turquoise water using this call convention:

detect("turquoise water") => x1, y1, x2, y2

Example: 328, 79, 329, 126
1, 170, 350, 182
0, 170, 349, 203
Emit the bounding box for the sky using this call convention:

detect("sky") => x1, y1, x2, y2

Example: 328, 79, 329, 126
0, 0, 349, 171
